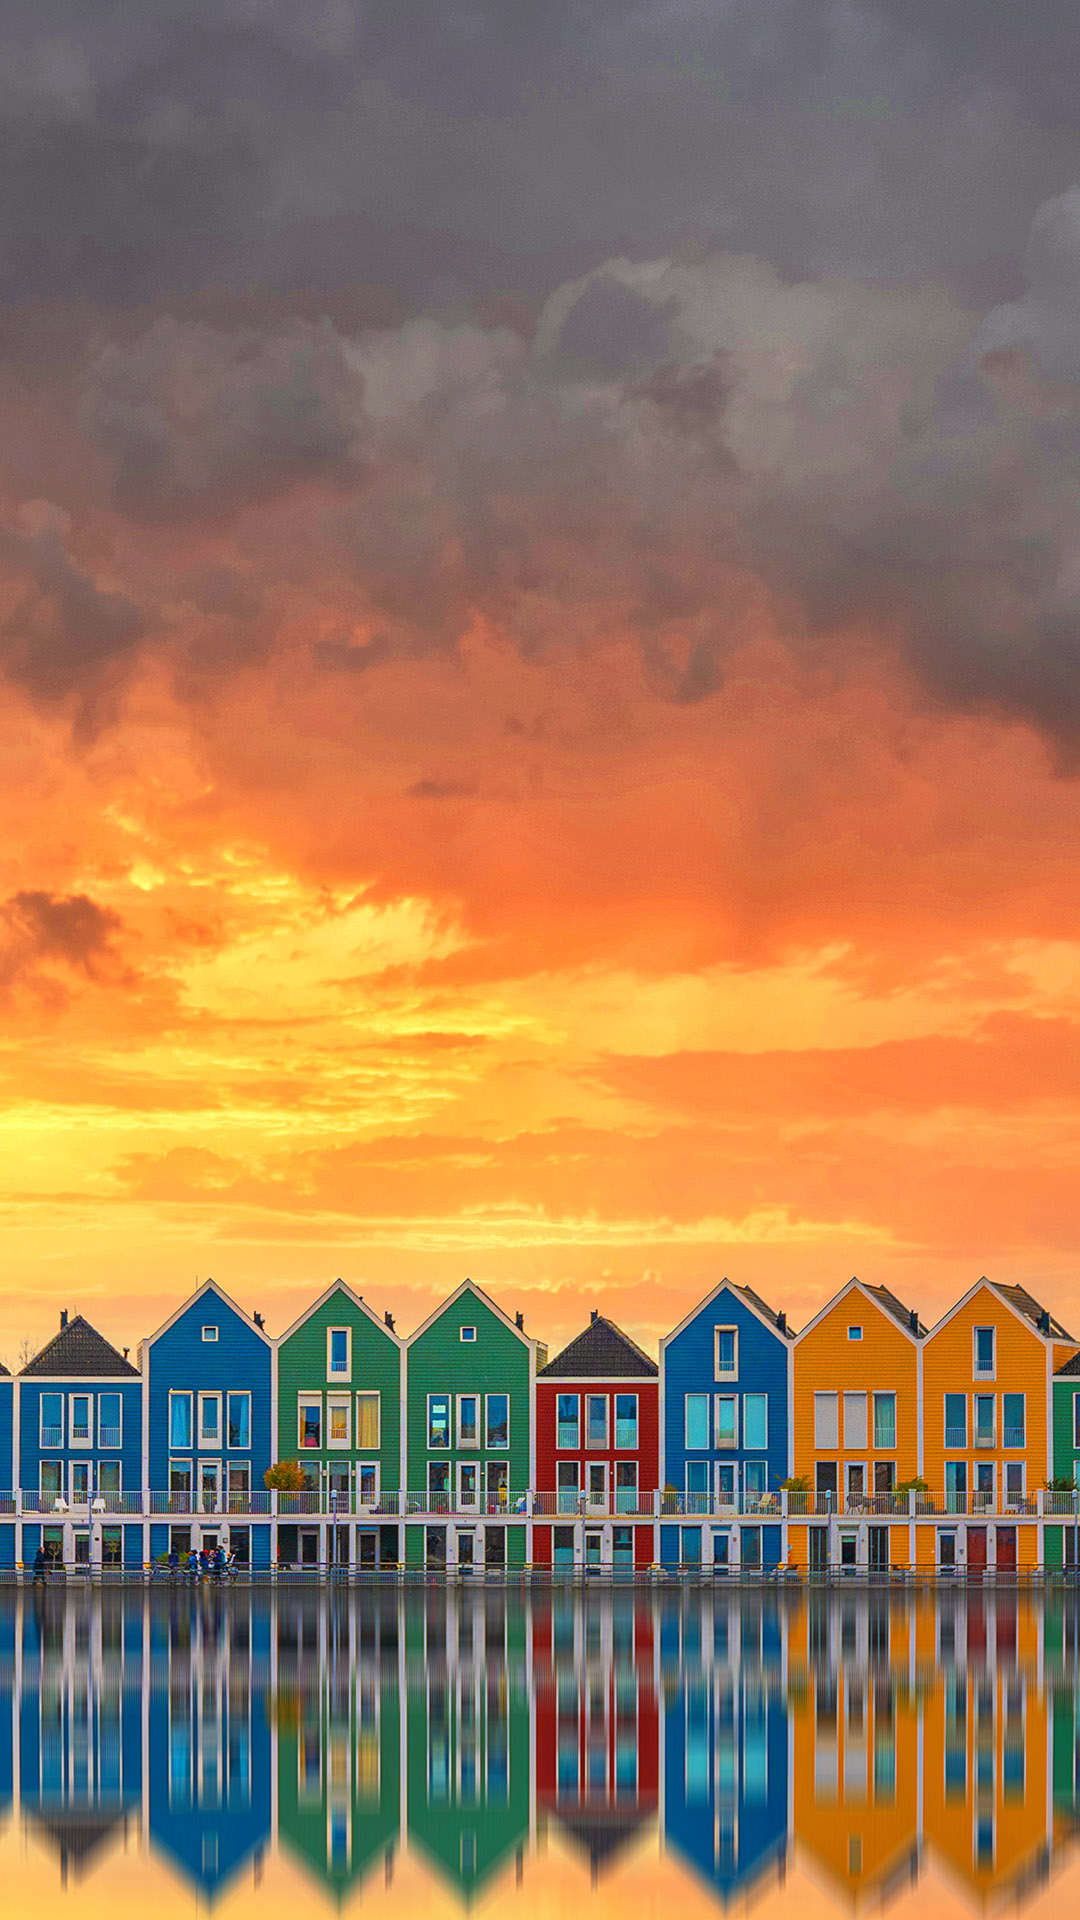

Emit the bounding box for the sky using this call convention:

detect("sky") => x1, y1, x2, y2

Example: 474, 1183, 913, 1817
5, 1, 1080, 1363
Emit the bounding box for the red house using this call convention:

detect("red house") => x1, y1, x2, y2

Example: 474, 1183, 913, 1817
533, 1312, 659, 1570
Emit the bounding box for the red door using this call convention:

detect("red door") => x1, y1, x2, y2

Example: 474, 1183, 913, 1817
996, 1526, 1017, 1572
968, 1526, 987, 1574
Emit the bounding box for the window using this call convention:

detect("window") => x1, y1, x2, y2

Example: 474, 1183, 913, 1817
585, 1395, 607, 1447
1003, 1393, 1025, 1447
227, 1461, 250, 1496
99, 1391, 122, 1448
69, 1394, 92, 1444
686, 1460, 709, 1497
457, 1393, 479, 1447
358, 1463, 379, 1504
327, 1327, 351, 1378
458, 1461, 479, 1506
486, 1459, 508, 1499
198, 1392, 221, 1445
715, 1396, 738, 1448
460, 1325, 477, 1343
685, 1393, 710, 1449
486, 1393, 509, 1448
1004, 1462, 1025, 1504
227, 1391, 251, 1449
201, 1325, 218, 1342
715, 1327, 738, 1377
428, 1461, 450, 1496
428, 1393, 451, 1449
974, 1326, 995, 1375
557, 1461, 580, 1510
299, 1396, 322, 1449
844, 1392, 868, 1450
847, 1326, 863, 1342
974, 1394, 996, 1446
169, 1461, 192, 1495
40, 1460, 61, 1496
945, 1393, 966, 1448
40, 1392, 64, 1448
815, 1391, 839, 1449
556, 1393, 579, 1448
169, 1391, 192, 1450
327, 1396, 351, 1446
615, 1394, 638, 1448
743, 1393, 768, 1450
98, 1461, 121, 1494
615, 1461, 638, 1510
873, 1392, 896, 1450
355, 1391, 380, 1449
744, 1460, 767, 1497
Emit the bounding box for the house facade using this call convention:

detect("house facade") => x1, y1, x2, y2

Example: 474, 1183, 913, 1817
659, 1280, 792, 1571
143, 1279, 274, 1568
276, 1280, 403, 1569
18, 1312, 143, 1571
533, 1311, 658, 1572
404, 1280, 544, 1570
0, 1363, 11, 1570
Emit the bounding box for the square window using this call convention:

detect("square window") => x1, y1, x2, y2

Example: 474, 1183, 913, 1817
201, 1325, 218, 1343
715, 1327, 738, 1377
460, 1326, 477, 1342
847, 1326, 863, 1342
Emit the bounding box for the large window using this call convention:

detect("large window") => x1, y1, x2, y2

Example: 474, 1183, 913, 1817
40, 1460, 62, 1496
356, 1392, 380, 1449
974, 1395, 996, 1447
715, 1396, 738, 1448
227, 1391, 251, 1449
457, 1394, 479, 1448
586, 1395, 608, 1447
615, 1394, 638, 1448
98, 1461, 121, 1494
428, 1394, 451, 1450
844, 1392, 867, 1449
557, 1394, 579, 1448
70, 1394, 92, 1444
944, 1393, 966, 1448
40, 1392, 64, 1448
486, 1394, 510, 1449
715, 1327, 738, 1378
198, 1392, 221, 1446
615, 1461, 638, 1511
743, 1393, 768, 1451
358, 1463, 379, 1504
873, 1393, 896, 1451
814, 1392, 839, 1449
99, 1392, 122, 1448
169, 1391, 192, 1450
1003, 1393, 1025, 1448
685, 1393, 710, 1449
327, 1327, 351, 1378
299, 1396, 322, 1449
327, 1395, 350, 1446
974, 1326, 996, 1376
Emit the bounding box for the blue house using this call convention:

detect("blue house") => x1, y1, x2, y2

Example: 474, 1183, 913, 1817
147, 1650, 272, 1900
143, 1279, 273, 1569
659, 1281, 792, 1570
0, 1361, 12, 1569
663, 1666, 788, 1900
19, 1312, 143, 1571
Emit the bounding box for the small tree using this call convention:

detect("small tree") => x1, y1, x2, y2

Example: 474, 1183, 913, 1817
781, 1475, 810, 1492
896, 1477, 928, 1493
264, 1461, 306, 1492
1047, 1476, 1078, 1493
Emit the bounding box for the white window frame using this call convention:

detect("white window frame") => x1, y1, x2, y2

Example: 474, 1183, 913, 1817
226, 1460, 251, 1497
714, 1325, 739, 1379
226, 1389, 251, 1450
168, 1459, 193, 1495
843, 1391, 868, 1451
428, 1392, 452, 1451
944, 1391, 967, 1448
356, 1461, 380, 1507
715, 1461, 737, 1508
973, 1392, 997, 1448
68, 1460, 92, 1503
39, 1458, 62, 1497
198, 1391, 222, 1448
326, 1393, 352, 1449
583, 1393, 608, 1449
556, 1392, 580, 1449
715, 1394, 739, 1450
298, 1392, 323, 1452
39, 1392, 64, 1449
98, 1391, 123, 1449
743, 1391, 768, 1451
685, 1392, 710, 1450
1003, 1460, 1026, 1507
485, 1393, 510, 1450
1002, 1391, 1026, 1448
872, 1391, 897, 1452
457, 1392, 481, 1449
845, 1460, 869, 1501
326, 1325, 352, 1381
847, 1325, 863, 1342
68, 1392, 93, 1447
457, 1459, 480, 1508
586, 1459, 608, 1505
973, 1325, 996, 1378
355, 1390, 381, 1452
201, 1325, 218, 1343
97, 1460, 121, 1495
460, 1325, 477, 1343
168, 1389, 193, 1453
814, 1391, 839, 1450
614, 1392, 638, 1449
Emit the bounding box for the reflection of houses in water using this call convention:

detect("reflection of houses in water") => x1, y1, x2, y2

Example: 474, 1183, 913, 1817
660, 1593, 789, 1905
405, 1586, 531, 1902
146, 1588, 273, 1900
17, 1588, 142, 1883
532, 1590, 659, 1881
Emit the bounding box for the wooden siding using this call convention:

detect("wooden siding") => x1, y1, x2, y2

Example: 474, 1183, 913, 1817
792, 1287, 919, 1486
277, 1285, 401, 1488
922, 1285, 1049, 1495
661, 1284, 790, 1495
535, 1378, 659, 1492
18, 1376, 143, 1494
405, 1287, 532, 1492
146, 1287, 273, 1491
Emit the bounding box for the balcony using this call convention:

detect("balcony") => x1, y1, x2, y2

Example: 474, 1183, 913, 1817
945, 1427, 966, 1448
973, 1430, 996, 1449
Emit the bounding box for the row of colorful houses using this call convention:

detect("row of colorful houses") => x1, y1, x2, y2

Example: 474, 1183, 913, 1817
3, 1272, 1080, 1571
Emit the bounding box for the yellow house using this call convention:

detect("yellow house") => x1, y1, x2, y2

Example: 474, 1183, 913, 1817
922, 1281, 1076, 1571
792, 1649, 919, 1906
790, 1281, 924, 1571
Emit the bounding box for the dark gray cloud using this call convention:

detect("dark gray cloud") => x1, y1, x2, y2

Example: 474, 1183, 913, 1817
0, 508, 145, 697
0, 889, 131, 999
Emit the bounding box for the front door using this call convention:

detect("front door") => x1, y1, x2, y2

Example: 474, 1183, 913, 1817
712, 1529, 730, 1572
681, 1526, 702, 1568
300, 1527, 319, 1566
358, 1529, 377, 1569
484, 1526, 506, 1569
741, 1526, 762, 1571
73, 1531, 90, 1566
996, 1526, 1017, 1572
426, 1525, 447, 1568
329, 1525, 349, 1565
968, 1526, 988, 1573
457, 1530, 475, 1569
869, 1525, 889, 1572
809, 1527, 829, 1572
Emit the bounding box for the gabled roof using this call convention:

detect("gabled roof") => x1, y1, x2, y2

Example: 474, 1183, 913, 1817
663, 1278, 792, 1348
795, 1278, 924, 1346
21, 1314, 138, 1377
926, 1276, 1074, 1345
404, 1277, 537, 1350
142, 1277, 274, 1349
277, 1277, 402, 1347
539, 1314, 657, 1378
1055, 1348, 1080, 1376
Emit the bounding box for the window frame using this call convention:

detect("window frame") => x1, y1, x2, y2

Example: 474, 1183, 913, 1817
460, 1325, 477, 1343
39, 1391, 64, 1449
197, 1390, 222, 1448
872, 1391, 897, 1452
973, 1325, 996, 1378
973, 1392, 997, 1448
226, 1389, 251, 1451
944, 1392, 967, 1449
168, 1389, 193, 1452
326, 1392, 352, 1449
457, 1459, 480, 1507
843, 1390, 868, 1450
355, 1390, 381, 1452
684, 1392, 710, 1450
584, 1394, 608, 1448
357, 1461, 380, 1506
201, 1324, 219, 1343
814, 1390, 839, 1450
1002, 1391, 1025, 1449
743, 1391, 768, 1451
556, 1392, 580, 1450
847, 1325, 864, 1342
714, 1394, 739, 1450
69, 1392, 93, 1447
427, 1392, 452, 1451
326, 1325, 352, 1381
614, 1392, 638, 1450
485, 1392, 510, 1450
298, 1393, 323, 1451
98, 1390, 122, 1449
457, 1392, 480, 1449
714, 1325, 738, 1380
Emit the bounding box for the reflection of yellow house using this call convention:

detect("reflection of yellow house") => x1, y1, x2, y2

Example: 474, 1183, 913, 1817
793, 1661, 919, 1906
923, 1664, 1051, 1906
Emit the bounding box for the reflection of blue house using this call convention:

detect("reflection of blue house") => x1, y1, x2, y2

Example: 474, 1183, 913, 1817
19, 1313, 143, 1571
660, 1282, 791, 1571
147, 1659, 272, 1900
143, 1280, 273, 1569
663, 1676, 788, 1901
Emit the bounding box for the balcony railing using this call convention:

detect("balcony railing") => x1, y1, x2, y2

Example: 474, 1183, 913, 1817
945, 1427, 966, 1447
99, 1427, 122, 1448
1004, 1427, 1026, 1448
40, 1427, 62, 1449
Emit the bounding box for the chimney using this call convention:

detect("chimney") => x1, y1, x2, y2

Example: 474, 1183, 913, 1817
591, 1308, 598, 1325
385, 1311, 395, 1331
515, 1311, 524, 1331
123, 1347, 129, 1361
60, 1309, 68, 1330
1039, 1308, 1051, 1334
909, 1308, 920, 1334
253, 1311, 264, 1330
777, 1311, 786, 1334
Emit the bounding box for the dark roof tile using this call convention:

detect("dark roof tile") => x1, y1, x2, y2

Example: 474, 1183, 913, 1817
539, 1315, 657, 1378
21, 1314, 138, 1377
992, 1281, 1073, 1341
862, 1283, 926, 1337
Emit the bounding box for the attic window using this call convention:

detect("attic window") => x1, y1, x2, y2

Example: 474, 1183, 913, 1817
460, 1326, 477, 1343
202, 1325, 219, 1343
847, 1326, 863, 1342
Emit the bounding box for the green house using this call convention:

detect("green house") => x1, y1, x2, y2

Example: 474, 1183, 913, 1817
404, 1280, 545, 1570
277, 1663, 400, 1901
1048, 1351, 1080, 1570
277, 1280, 403, 1568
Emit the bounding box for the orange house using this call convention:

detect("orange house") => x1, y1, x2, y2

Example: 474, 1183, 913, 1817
793, 1657, 919, 1905
922, 1281, 1076, 1567
793, 1279, 923, 1489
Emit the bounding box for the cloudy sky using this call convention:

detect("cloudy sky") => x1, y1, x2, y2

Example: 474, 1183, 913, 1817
4, 0, 1080, 1359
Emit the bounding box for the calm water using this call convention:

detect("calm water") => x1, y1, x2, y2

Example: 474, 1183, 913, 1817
4, 1585, 1080, 1918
